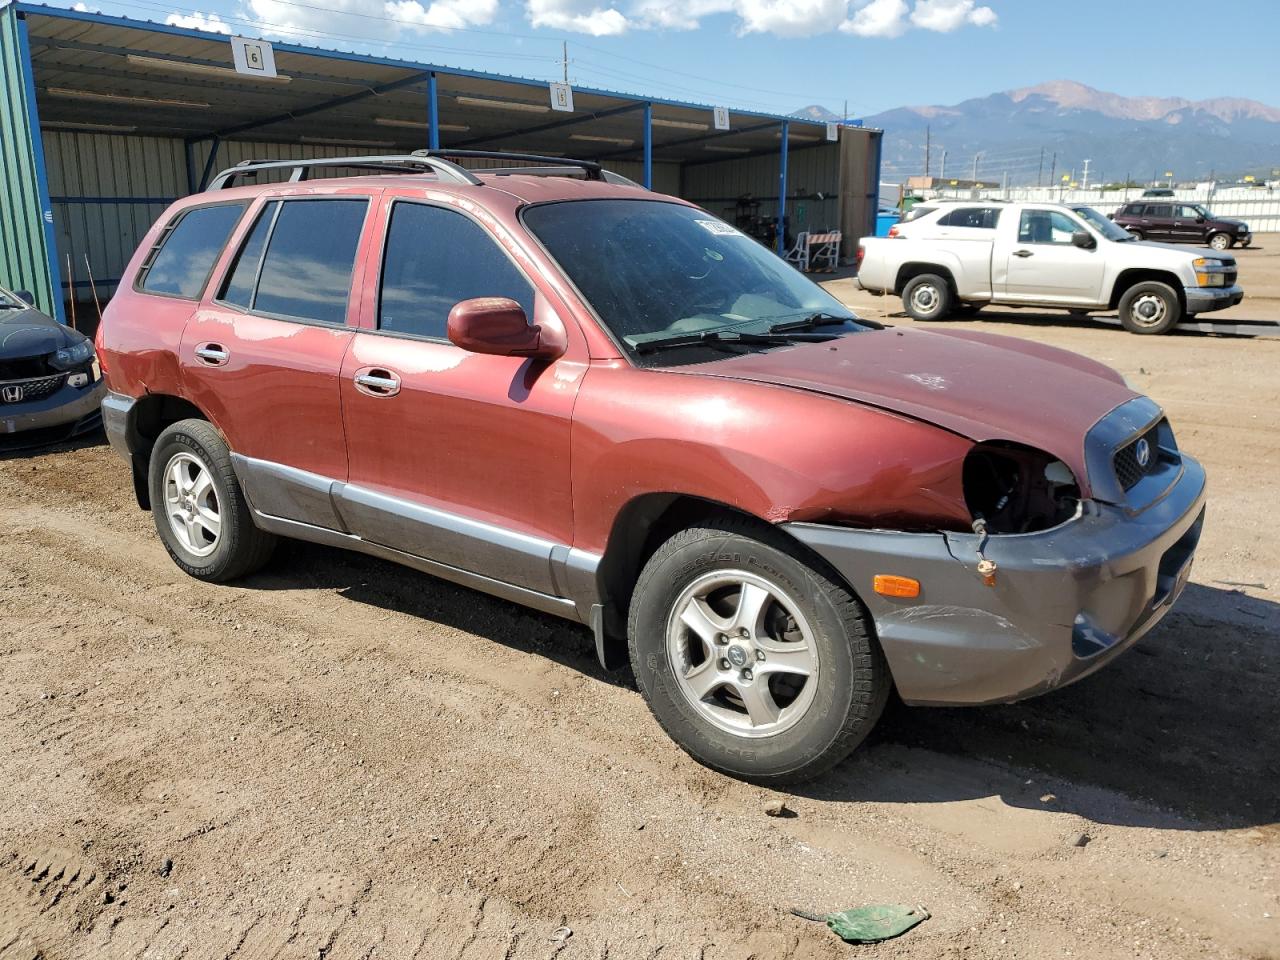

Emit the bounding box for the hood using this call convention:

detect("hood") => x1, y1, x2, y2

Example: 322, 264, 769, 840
0, 308, 83, 360
1131, 239, 1233, 263
678, 326, 1138, 494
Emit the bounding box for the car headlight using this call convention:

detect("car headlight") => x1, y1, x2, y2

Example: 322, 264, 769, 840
50, 339, 94, 370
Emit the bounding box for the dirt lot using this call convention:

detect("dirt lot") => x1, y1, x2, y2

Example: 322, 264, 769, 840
1, 240, 1278, 960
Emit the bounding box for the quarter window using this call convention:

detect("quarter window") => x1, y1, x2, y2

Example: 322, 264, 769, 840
219, 201, 277, 310
378, 203, 534, 340
1017, 210, 1081, 245
139, 203, 246, 299
938, 207, 1002, 229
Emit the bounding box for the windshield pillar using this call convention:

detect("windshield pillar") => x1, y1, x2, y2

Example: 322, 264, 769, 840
643, 102, 653, 190
777, 119, 789, 255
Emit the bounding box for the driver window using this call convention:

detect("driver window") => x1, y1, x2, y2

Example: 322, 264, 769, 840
1017, 210, 1080, 245
1177, 205, 1201, 219
379, 202, 534, 340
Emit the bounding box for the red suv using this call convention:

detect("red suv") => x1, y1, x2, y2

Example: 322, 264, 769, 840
98, 152, 1206, 783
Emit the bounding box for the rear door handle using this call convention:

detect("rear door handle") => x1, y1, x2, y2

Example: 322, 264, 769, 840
1012, 250, 1034, 258
353, 368, 401, 398
194, 343, 230, 365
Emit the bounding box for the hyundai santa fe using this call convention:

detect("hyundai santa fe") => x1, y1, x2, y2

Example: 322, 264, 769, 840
97, 152, 1206, 784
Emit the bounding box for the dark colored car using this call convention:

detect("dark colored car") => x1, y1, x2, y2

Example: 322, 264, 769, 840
97, 152, 1206, 784
1111, 201, 1251, 250
0, 284, 105, 449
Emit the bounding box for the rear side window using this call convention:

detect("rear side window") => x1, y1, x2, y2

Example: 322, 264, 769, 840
901, 205, 936, 223
138, 203, 246, 299
218, 198, 368, 324
1149, 205, 1173, 218
938, 207, 1001, 229
378, 203, 534, 340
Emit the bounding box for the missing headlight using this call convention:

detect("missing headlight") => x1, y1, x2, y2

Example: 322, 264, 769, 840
963, 441, 1080, 534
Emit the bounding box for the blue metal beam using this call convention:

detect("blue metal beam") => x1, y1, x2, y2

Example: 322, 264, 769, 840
184, 139, 196, 194
16, 13, 64, 323
197, 137, 221, 191
427, 71, 440, 150
776, 119, 788, 255
643, 102, 652, 189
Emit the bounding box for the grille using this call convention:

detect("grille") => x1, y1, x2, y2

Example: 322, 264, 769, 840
0, 373, 66, 404
1113, 424, 1161, 491
0, 354, 53, 380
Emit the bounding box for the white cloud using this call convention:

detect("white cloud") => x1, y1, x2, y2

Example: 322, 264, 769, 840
909, 0, 996, 31
241, 0, 498, 42
533, 0, 998, 37
387, 0, 499, 30
526, 0, 632, 35
164, 10, 233, 33
839, 0, 907, 37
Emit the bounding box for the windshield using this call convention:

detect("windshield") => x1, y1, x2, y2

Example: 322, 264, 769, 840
523, 199, 861, 362
1071, 205, 1134, 242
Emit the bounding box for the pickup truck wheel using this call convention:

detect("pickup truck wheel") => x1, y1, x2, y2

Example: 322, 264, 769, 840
627, 518, 889, 784
148, 419, 276, 582
1208, 232, 1232, 251
1118, 281, 1181, 335
1126, 229, 1144, 241
902, 274, 952, 321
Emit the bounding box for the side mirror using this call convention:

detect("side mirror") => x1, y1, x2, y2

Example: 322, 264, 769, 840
14, 290, 34, 306
1071, 230, 1096, 250
1195, 216, 1206, 223
447, 297, 562, 359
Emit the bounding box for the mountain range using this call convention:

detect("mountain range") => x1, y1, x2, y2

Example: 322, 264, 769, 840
796, 81, 1280, 184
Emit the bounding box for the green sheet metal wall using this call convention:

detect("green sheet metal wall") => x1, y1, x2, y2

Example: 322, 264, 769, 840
0, 5, 61, 319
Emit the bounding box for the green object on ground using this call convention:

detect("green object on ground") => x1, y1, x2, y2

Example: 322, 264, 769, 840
825, 904, 929, 943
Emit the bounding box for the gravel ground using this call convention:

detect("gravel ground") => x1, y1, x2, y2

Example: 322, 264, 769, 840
0, 239, 1277, 960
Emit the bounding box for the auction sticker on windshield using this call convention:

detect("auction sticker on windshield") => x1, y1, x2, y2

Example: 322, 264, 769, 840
695, 219, 743, 237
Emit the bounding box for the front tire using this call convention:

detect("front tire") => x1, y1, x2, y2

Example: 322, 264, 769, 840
1118, 281, 1181, 335
901, 273, 952, 321
148, 419, 276, 582
1208, 232, 1232, 251
627, 518, 890, 784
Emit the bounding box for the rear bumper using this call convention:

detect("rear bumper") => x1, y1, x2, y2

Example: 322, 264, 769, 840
0, 377, 105, 445
1185, 284, 1243, 313
784, 455, 1207, 706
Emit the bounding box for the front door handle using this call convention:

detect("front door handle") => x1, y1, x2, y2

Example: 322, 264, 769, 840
1012, 249, 1034, 258
353, 368, 401, 398
194, 343, 230, 365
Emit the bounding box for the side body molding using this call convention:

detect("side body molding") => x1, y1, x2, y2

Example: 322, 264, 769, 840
230, 454, 601, 624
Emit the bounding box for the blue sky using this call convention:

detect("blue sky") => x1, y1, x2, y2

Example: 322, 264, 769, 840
57, 0, 1279, 116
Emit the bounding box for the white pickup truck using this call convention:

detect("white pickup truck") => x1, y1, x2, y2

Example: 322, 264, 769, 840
855, 200, 1243, 334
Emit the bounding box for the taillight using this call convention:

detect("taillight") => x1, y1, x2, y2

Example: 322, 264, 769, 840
887, 225, 900, 238
93, 321, 107, 376
855, 245, 866, 269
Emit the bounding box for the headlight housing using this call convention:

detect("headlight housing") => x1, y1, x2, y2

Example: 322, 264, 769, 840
1193, 257, 1227, 287
963, 441, 1080, 534
50, 339, 94, 370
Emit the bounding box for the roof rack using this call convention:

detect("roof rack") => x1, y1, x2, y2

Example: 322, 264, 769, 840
475, 164, 642, 188
207, 154, 482, 190
410, 149, 614, 182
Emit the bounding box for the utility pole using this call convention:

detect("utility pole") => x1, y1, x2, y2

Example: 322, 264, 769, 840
1081, 158, 1092, 190
1037, 146, 1045, 187
1049, 151, 1056, 190
924, 125, 931, 179
971, 152, 980, 181
561, 41, 569, 82
940, 149, 947, 181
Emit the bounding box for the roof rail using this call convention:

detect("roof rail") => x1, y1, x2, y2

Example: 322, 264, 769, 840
476, 164, 642, 188
206, 154, 482, 190
411, 149, 618, 183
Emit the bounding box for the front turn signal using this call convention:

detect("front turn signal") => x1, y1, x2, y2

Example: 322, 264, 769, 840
873, 574, 921, 598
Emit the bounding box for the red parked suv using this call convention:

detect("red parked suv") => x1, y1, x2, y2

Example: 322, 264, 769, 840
98, 152, 1206, 783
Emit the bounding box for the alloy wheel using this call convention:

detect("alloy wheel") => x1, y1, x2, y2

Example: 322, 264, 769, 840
163, 452, 221, 557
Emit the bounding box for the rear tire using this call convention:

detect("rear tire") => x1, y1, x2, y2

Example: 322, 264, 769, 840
1127, 229, 1144, 241
627, 517, 890, 785
1118, 281, 1181, 335
901, 273, 952, 321
148, 419, 276, 582
1208, 232, 1232, 251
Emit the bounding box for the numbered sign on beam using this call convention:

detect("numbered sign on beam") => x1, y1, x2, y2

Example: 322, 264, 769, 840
230, 36, 277, 78
549, 82, 574, 113
713, 106, 730, 131
825, 122, 839, 142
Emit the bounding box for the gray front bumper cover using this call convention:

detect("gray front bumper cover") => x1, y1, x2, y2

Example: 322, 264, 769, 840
785, 455, 1207, 707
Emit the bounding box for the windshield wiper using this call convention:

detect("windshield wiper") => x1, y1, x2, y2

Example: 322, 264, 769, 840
633, 329, 820, 355
768, 311, 883, 333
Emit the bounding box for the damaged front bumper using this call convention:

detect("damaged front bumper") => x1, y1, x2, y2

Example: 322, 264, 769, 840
784, 454, 1207, 706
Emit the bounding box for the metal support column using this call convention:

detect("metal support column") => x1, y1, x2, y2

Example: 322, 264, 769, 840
16, 14, 65, 322
184, 139, 197, 194
427, 71, 440, 150
776, 119, 789, 255
197, 137, 221, 191
642, 101, 652, 189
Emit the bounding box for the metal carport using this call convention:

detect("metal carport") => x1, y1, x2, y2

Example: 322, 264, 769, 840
0, 2, 882, 322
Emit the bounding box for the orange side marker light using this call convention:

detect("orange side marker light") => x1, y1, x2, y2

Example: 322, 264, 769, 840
873, 575, 921, 598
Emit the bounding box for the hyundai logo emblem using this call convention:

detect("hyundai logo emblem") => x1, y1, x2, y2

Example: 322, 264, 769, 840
1, 385, 23, 403
1134, 438, 1151, 469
